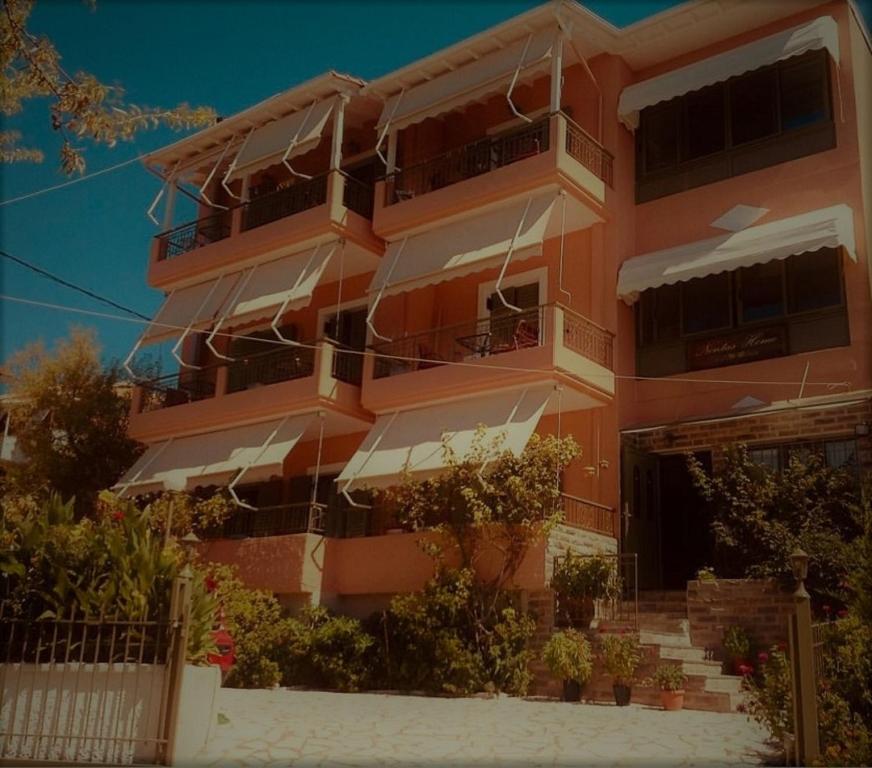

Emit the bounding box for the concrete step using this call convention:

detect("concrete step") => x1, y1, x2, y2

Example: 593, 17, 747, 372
703, 675, 744, 695
681, 660, 728, 676
639, 629, 691, 647
658, 645, 708, 663
637, 615, 689, 633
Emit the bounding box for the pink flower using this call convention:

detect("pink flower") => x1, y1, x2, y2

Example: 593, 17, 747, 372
823, 604, 832, 615
837, 609, 848, 619
738, 664, 754, 677
112, 511, 124, 522
777, 642, 787, 652
757, 652, 769, 664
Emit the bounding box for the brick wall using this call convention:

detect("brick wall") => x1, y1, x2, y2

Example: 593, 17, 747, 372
687, 578, 794, 659
624, 397, 872, 474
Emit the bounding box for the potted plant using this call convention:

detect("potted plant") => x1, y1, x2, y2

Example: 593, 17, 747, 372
541, 630, 593, 702
599, 633, 641, 706
723, 625, 751, 675
650, 664, 688, 711
551, 553, 618, 627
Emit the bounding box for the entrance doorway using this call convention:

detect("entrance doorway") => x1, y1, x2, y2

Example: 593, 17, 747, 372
621, 446, 715, 590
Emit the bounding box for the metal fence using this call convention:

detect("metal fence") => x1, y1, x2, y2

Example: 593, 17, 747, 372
241, 174, 328, 231
0, 577, 190, 765
155, 211, 233, 261
558, 493, 616, 537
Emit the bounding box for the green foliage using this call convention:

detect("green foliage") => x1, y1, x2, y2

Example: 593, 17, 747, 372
206, 565, 288, 689
650, 664, 687, 692
849, 500, 872, 627
282, 607, 373, 692
687, 444, 864, 604
2, 329, 143, 517
1, 0, 216, 173
696, 566, 717, 582
741, 646, 793, 743
599, 633, 642, 684
389, 432, 580, 594
143, 490, 235, 539
551, 553, 617, 601
377, 569, 535, 696
541, 630, 593, 684
723, 625, 751, 660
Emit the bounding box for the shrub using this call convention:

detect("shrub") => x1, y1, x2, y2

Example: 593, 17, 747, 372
723, 625, 751, 660
542, 630, 593, 684
377, 569, 535, 696
551, 553, 616, 601
741, 646, 792, 743
282, 607, 373, 692
650, 664, 687, 691
599, 633, 642, 685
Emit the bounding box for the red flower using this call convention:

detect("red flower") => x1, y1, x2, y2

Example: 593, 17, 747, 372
112, 511, 124, 522
823, 604, 832, 615
738, 664, 754, 677
837, 609, 848, 618
777, 642, 787, 652
757, 651, 769, 663
736, 703, 747, 714
205, 576, 218, 593
598, 627, 606, 633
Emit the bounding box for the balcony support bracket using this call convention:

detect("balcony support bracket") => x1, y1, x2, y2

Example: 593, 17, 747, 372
222, 127, 255, 200
282, 99, 318, 181
506, 33, 534, 124
493, 196, 534, 313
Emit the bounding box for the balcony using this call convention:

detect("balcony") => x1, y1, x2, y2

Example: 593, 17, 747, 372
202, 502, 328, 539
148, 170, 379, 289
129, 340, 369, 443
374, 112, 613, 237
363, 303, 615, 413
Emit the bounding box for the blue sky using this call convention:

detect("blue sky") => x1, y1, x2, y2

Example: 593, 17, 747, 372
2, 0, 870, 369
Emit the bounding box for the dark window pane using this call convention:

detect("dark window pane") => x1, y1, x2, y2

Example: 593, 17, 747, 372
684, 85, 726, 160
655, 283, 682, 341
780, 55, 828, 131
682, 273, 731, 334
740, 261, 784, 323
787, 248, 842, 313
824, 439, 857, 471
749, 447, 780, 472
642, 103, 679, 173
638, 291, 655, 346
730, 68, 778, 145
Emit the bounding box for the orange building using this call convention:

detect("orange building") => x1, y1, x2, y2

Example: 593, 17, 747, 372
117, 0, 871, 611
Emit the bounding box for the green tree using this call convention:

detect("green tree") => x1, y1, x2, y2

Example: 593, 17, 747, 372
688, 444, 864, 605
1, 0, 216, 173
2, 328, 142, 515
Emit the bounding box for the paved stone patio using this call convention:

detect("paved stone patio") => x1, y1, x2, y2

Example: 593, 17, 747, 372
193, 689, 774, 767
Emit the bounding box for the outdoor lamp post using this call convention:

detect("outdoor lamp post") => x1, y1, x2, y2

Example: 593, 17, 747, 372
180, 531, 200, 576
789, 549, 810, 599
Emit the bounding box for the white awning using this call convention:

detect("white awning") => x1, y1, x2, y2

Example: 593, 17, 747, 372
377, 26, 559, 133
369, 194, 557, 299
617, 204, 857, 303
220, 242, 337, 329
142, 273, 241, 345
116, 415, 312, 496
618, 16, 840, 130
226, 98, 335, 181
337, 386, 552, 492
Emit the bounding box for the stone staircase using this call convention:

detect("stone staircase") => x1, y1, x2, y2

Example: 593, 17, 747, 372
585, 591, 745, 713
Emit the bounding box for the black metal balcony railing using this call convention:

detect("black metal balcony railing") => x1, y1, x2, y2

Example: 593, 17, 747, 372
385, 117, 551, 205
226, 345, 316, 394
156, 210, 233, 261
139, 372, 217, 413
241, 174, 328, 231
371, 306, 546, 379
341, 172, 375, 219
331, 343, 364, 386
561, 306, 614, 370
206, 502, 327, 539
558, 493, 616, 536
564, 116, 614, 187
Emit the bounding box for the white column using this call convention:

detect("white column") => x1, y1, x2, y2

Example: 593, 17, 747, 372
386, 129, 398, 175
330, 94, 349, 171
162, 182, 177, 230
550, 33, 565, 113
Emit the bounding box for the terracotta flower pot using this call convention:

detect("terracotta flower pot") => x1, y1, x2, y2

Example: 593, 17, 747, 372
660, 689, 685, 711
612, 683, 632, 706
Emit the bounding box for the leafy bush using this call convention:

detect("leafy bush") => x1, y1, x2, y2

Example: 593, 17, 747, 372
282, 607, 373, 691
599, 633, 642, 684
376, 569, 535, 696
741, 646, 793, 743
551, 553, 616, 601
723, 625, 751, 660
650, 664, 687, 691
542, 630, 593, 684
688, 445, 864, 604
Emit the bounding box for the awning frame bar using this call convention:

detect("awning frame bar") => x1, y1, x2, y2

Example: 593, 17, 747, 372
172, 276, 226, 370
340, 410, 399, 508
506, 33, 535, 124
222, 127, 256, 200
228, 415, 291, 510
281, 99, 319, 181
115, 437, 174, 499
493, 196, 534, 312
366, 237, 407, 342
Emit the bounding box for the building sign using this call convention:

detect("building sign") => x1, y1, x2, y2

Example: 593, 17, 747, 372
687, 326, 786, 370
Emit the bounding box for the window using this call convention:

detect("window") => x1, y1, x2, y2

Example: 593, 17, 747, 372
748, 439, 858, 478
681, 273, 731, 335
636, 50, 834, 202
635, 248, 848, 375
749, 447, 781, 472
824, 439, 857, 471
787, 249, 843, 313
740, 261, 784, 323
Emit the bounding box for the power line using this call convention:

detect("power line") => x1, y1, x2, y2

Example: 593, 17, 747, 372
0, 292, 852, 391
0, 154, 146, 207
0, 249, 151, 321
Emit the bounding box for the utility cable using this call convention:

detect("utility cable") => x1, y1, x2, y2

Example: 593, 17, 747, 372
0, 249, 151, 321
0, 292, 852, 391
